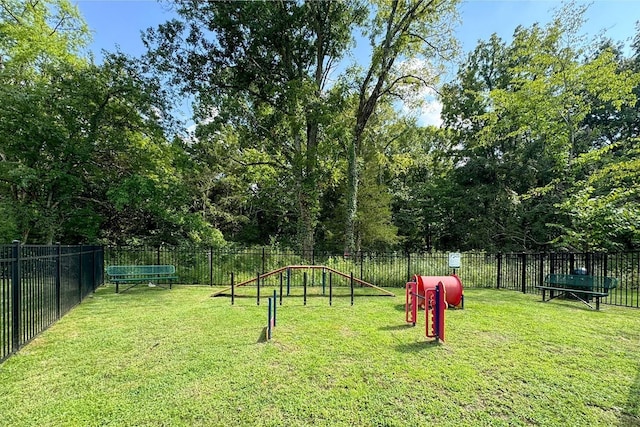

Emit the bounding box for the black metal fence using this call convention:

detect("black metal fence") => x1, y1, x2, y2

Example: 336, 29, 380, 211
105, 246, 640, 308
0, 243, 104, 363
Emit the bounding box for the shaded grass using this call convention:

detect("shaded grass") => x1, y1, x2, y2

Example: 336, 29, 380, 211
0, 286, 639, 426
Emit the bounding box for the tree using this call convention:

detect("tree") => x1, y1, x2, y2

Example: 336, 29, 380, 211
143, 0, 365, 254
554, 26, 640, 250
435, 4, 640, 251
0, 0, 91, 242
343, 0, 459, 255
0, 51, 199, 244
0, 0, 89, 76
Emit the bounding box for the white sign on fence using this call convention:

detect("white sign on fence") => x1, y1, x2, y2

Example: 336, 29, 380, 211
448, 252, 461, 269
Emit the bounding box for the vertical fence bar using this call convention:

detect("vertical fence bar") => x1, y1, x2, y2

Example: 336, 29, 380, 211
329, 272, 333, 306
286, 268, 290, 296
231, 273, 235, 306
209, 247, 213, 286
603, 254, 609, 303
322, 268, 326, 296
569, 253, 575, 273
521, 253, 527, 294
78, 246, 83, 302
56, 243, 61, 318
11, 241, 20, 352
496, 253, 502, 289
279, 273, 283, 305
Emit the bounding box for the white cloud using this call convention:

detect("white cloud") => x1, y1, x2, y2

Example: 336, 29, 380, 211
394, 58, 443, 127
417, 97, 443, 127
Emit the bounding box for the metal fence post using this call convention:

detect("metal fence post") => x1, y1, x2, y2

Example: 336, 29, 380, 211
406, 252, 411, 282
569, 253, 575, 274
521, 253, 527, 294
496, 253, 502, 289
78, 245, 83, 302
231, 272, 235, 306
92, 246, 97, 292
209, 247, 213, 286
11, 240, 21, 351
56, 243, 61, 318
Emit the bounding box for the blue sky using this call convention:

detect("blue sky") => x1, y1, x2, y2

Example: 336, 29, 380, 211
75, 0, 639, 59
73, 0, 639, 125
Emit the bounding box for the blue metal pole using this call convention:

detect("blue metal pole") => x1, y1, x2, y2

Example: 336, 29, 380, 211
267, 297, 272, 340
273, 289, 277, 327
256, 272, 260, 306
303, 271, 307, 306
350, 272, 354, 306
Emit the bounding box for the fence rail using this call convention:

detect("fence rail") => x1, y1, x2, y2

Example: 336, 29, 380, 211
105, 247, 640, 308
0, 242, 104, 363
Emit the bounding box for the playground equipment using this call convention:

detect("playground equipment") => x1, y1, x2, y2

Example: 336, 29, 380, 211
267, 290, 277, 340
414, 274, 464, 308
405, 280, 446, 342
212, 265, 395, 305
405, 275, 464, 342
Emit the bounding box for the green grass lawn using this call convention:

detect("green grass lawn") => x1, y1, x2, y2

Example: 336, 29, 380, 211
1, 285, 639, 426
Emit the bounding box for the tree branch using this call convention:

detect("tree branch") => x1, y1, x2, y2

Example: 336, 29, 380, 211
0, 1, 22, 24
229, 157, 284, 169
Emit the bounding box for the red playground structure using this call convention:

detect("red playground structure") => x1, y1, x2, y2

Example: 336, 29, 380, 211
405, 275, 464, 342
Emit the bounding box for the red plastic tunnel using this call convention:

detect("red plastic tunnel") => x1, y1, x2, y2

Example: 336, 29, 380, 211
414, 275, 464, 307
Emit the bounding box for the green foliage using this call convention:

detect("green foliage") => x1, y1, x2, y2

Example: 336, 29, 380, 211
2, 0, 640, 252
555, 140, 640, 250
429, 4, 640, 251
144, 0, 366, 253
343, 0, 460, 254
0, 0, 89, 75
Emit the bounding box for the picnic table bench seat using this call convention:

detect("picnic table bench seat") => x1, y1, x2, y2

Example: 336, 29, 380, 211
536, 273, 618, 310
106, 265, 177, 293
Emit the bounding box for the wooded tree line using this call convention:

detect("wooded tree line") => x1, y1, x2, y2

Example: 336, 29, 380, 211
1, 0, 638, 253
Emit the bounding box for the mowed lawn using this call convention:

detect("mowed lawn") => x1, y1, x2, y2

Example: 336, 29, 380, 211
0, 285, 639, 427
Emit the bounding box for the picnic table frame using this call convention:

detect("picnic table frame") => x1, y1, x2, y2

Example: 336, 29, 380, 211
536, 274, 618, 310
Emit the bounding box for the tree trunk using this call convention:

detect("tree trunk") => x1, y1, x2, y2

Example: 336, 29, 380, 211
344, 137, 358, 256
299, 119, 319, 260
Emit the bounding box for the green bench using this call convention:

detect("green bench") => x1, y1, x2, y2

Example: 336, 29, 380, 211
106, 265, 177, 293
536, 274, 618, 310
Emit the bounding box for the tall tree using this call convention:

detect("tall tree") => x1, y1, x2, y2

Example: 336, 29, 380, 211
343, 0, 459, 255
436, 4, 639, 251
555, 27, 640, 250
143, 0, 364, 254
